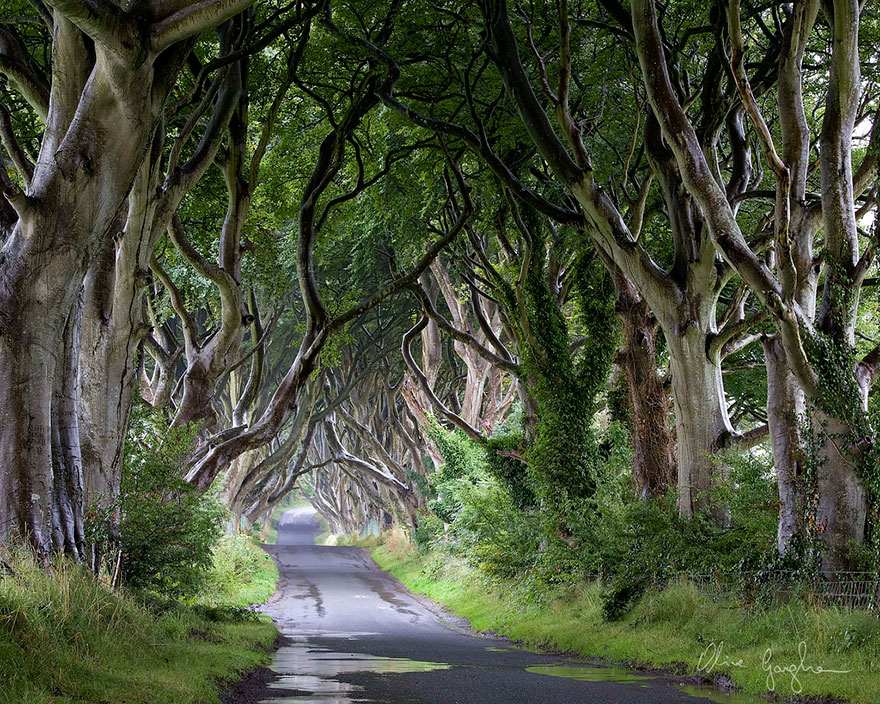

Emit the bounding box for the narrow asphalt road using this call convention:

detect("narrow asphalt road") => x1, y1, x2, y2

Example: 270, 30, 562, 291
259, 508, 761, 704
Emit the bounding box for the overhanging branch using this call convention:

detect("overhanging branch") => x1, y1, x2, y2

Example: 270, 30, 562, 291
150, 0, 256, 54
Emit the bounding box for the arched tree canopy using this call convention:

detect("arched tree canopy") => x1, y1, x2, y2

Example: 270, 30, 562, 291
1, 0, 878, 576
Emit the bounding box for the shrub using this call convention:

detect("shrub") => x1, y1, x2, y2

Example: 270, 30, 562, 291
421, 412, 780, 620
450, 471, 542, 577
426, 419, 487, 523
119, 423, 225, 597
88, 401, 226, 598
201, 534, 275, 606
413, 512, 444, 550
486, 433, 536, 510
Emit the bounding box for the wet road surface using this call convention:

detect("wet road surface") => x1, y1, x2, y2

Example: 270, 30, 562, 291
259, 509, 764, 704
275, 506, 322, 546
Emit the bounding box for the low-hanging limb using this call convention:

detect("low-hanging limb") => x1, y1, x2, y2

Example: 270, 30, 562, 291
401, 315, 488, 444
184, 89, 474, 491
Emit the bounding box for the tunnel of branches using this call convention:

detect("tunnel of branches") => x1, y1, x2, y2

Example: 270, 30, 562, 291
1, 0, 879, 579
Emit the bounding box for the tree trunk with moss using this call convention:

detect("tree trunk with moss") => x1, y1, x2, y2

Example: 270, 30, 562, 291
763, 335, 806, 554
613, 270, 675, 498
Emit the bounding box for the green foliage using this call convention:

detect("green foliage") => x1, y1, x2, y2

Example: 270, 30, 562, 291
413, 512, 444, 551
374, 541, 880, 704
601, 578, 650, 621
120, 421, 225, 596
88, 402, 226, 598
711, 451, 783, 562
425, 418, 487, 523
423, 421, 541, 575
519, 280, 594, 508
421, 410, 781, 619
426, 417, 486, 481
200, 534, 279, 608
804, 324, 880, 567
606, 372, 631, 429
120, 464, 225, 598
0, 545, 276, 704
589, 451, 780, 616
485, 434, 536, 510
445, 471, 543, 578
806, 327, 868, 434
516, 243, 619, 523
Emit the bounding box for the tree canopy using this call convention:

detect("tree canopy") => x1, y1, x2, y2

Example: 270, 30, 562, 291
1, 0, 878, 580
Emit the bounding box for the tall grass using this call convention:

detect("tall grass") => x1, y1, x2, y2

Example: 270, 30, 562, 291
0, 537, 278, 704
201, 534, 278, 608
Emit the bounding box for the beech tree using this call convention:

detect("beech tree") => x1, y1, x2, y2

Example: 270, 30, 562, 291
0, 0, 262, 555
2, 0, 877, 581
77, 17, 251, 543
343, 0, 769, 520
181, 56, 476, 498
632, 0, 879, 569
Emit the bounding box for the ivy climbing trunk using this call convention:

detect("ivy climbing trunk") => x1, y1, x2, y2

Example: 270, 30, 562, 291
763, 335, 806, 554
813, 411, 868, 570
613, 270, 675, 498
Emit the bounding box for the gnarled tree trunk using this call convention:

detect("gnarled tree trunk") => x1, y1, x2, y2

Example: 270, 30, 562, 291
613, 271, 675, 498
0, 1, 255, 553
666, 327, 734, 517
763, 335, 806, 554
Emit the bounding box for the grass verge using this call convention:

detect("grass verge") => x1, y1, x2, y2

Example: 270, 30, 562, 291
373, 540, 880, 704
202, 534, 279, 608
0, 537, 279, 704
328, 533, 382, 548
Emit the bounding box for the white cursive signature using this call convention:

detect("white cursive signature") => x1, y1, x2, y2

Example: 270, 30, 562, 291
696, 641, 745, 673
697, 640, 851, 694
762, 641, 851, 694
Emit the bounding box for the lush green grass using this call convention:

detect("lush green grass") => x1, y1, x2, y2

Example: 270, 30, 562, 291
200, 534, 278, 607
373, 542, 880, 704
332, 533, 382, 548
0, 537, 279, 704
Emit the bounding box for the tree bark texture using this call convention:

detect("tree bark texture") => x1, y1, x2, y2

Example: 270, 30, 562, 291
613, 271, 675, 498
0, 1, 254, 553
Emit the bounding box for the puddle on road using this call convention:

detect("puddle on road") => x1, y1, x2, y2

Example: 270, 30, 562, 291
364, 576, 420, 619
526, 662, 770, 704
261, 634, 767, 704
526, 664, 648, 683
675, 683, 771, 704
260, 639, 451, 704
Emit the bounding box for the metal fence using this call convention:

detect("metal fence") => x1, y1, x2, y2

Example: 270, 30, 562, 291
669, 570, 880, 611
